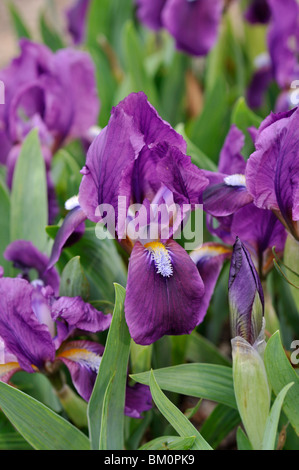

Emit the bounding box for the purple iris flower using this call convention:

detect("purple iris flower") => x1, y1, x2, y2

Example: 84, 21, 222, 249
47, 92, 210, 346
201, 125, 287, 279
65, 0, 91, 45
202, 125, 253, 218
0, 275, 111, 401
229, 237, 264, 346
0, 38, 99, 163
0, 39, 99, 223
0, 241, 152, 416
246, 107, 299, 241
247, 0, 299, 112
135, 0, 224, 57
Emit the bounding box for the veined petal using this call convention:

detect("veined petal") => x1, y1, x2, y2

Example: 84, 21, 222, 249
124, 239, 205, 345
51, 296, 111, 347
56, 340, 104, 401
203, 179, 253, 217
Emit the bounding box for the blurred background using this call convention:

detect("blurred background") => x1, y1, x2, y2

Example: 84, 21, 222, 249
0, 0, 71, 67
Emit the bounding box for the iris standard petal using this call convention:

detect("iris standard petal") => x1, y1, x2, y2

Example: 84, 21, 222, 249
51, 295, 112, 347
124, 239, 205, 345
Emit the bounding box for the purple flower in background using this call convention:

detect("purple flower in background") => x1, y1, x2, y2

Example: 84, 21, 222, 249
0, 39, 99, 223
65, 0, 91, 45
202, 125, 253, 218
246, 0, 299, 112
246, 107, 299, 241
229, 237, 264, 345
267, 0, 299, 91
0, 39, 99, 163
136, 0, 224, 57
202, 125, 287, 278
47, 92, 210, 346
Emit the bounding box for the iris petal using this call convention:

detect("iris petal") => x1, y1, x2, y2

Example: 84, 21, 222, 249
124, 239, 205, 345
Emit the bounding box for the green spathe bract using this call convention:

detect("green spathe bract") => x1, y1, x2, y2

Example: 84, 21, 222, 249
231, 333, 270, 450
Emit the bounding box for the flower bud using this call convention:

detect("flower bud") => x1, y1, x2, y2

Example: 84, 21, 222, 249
228, 237, 264, 345
229, 237, 270, 449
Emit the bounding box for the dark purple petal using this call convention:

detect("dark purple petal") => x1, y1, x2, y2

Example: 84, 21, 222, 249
0, 277, 55, 372
190, 242, 232, 320
203, 180, 253, 217
4, 240, 60, 295
79, 92, 187, 227
228, 237, 264, 345
162, 0, 224, 56
124, 239, 205, 345
246, 107, 299, 236
56, 340, 104, 401
156, 144, 209, 206
66, 0, 91, 44
47, 206, 87, 270
124, 382, 152, 418
135, 0, 167, 30
245, 0, 271, 24
247, 66, 273, 110
51, 296, 111, 347
218, 125, 246, 175
230, 203, 287, 263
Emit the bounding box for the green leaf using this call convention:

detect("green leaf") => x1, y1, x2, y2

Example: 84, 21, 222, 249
149, 370, 212, 450
47, 224, 127, 303
264, 331, 299, 435
39, 13, 65, 51
87, 284, 131, 450
283, 235, 299, 312
185, 330, 231, 366
122, 21, 160, 112
200, 404, 240, 449
175, 124, 217, 172
261, 382, 294, 450
59, 256, 90, 301
8, 2, 31, 39
131, 363, 236, 409
231, 97, 262, 159
236, 427, 253, 450
0, 179, 11, 274
10, 129, 48, 251
187, 76, 230, 163
0, 381, 90, 450
51, 149, 82, 209
66, 226, 127, 303
139, 435, 196, 451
